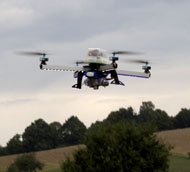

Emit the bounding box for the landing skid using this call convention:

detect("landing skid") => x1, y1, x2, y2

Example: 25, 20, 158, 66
72, 84, 81, 89
111, 80, 125, 86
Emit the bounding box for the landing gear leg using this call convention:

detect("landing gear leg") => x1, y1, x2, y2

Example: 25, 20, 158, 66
72, 71, 83, 89
39, 61, 47, 69
110, 70, 125, 86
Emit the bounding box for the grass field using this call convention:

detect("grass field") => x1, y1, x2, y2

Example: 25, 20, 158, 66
169, 153, 190, 172
157, 128, 190, 154
44, 154, 190, 172
0, 128, 190, 172
43, 164, 61, 172
0, 145, 85, 172
2, 154, 189, 172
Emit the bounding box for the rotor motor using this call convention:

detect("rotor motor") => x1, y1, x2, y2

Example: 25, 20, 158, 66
142, 63, 151, 73
40, 54, 49, 64
110, 54, 119, 69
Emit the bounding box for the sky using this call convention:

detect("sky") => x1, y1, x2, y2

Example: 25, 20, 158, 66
0, 0, 190, 146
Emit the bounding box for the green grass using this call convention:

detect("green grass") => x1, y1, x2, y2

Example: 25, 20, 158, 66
43, 163, 61, 172
0, 168, 6, 172
169, 153, 190, 172
0, 164, 61, 172
43, 154, 190, 172
1, 153, 190, 172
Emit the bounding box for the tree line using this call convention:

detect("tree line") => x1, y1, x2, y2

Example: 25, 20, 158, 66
7, 121, 171, 172
104, 101, 190, 131
0, 116, 87, 156
1, 101, 190, 156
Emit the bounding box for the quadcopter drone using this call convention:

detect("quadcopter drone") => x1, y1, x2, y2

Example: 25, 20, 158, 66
20, 48, 151, 89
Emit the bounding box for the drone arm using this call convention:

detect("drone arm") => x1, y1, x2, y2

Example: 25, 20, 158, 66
41, 64, 84, 72
41, 64, 84, 89
116, 70, 151, 78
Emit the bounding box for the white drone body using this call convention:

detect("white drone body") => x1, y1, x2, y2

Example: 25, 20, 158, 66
39, 48, 151, 89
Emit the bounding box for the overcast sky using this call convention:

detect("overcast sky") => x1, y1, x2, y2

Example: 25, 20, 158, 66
0, 0, 190, 146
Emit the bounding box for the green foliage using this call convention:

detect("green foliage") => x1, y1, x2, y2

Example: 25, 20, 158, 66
60, 157, 80, 172
105, 101, 174, 131
106, 107, 136, 123
0, 145, 8, 156
174, 108, 190, 128
2, 101, 190, 157
21, 117, 87, 152
0, 116, 87, 156
22, 119, 56, 152
61, 121, 171, 172
140, 101, 155, 113
137, 102, 174, 131
188, 152, 190, 159
138, 101, 156, 123
6, 153, 44, 172
6, 134, 24, 154
153, 109, 174, 130
61, 116, 87, 146
49, 122, 63, 148
6, 164, 19, 172
169, 153, 190, 172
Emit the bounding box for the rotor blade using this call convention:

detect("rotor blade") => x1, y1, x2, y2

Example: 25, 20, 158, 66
75, 61, 89, 65
127, 59, 151, 64
16, 51, 48, 56
111, 51, 143, 55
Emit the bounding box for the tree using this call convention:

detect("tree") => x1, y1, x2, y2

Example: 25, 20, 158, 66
49, 121, 63, 147
7, 153, 44, 172
154, 109, 173, 131
0, 145, 8, 156
138, 101, 156, 123
22, 119, 53, 152
6, 134, 24, 154
61, 116, 87, 146
60, 121, 171, 172
106, 107, 136, 123
6, 164, 19, 172
174, 108, 190, 128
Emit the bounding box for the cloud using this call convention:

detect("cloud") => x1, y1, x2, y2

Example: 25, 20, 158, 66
0, 98, 37, 105
0, 0, 190, 146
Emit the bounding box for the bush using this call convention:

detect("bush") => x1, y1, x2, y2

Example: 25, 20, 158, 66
60, 121, 171, 172
7, 164, 19, 172
188, 152, 190, 159
6, 153, 44, 172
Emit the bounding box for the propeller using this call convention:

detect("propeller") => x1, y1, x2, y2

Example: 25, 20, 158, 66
110, 51, 143, 56
16, 51, 50, 57
127, 59, 151, 65
75, 61, 89, 65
